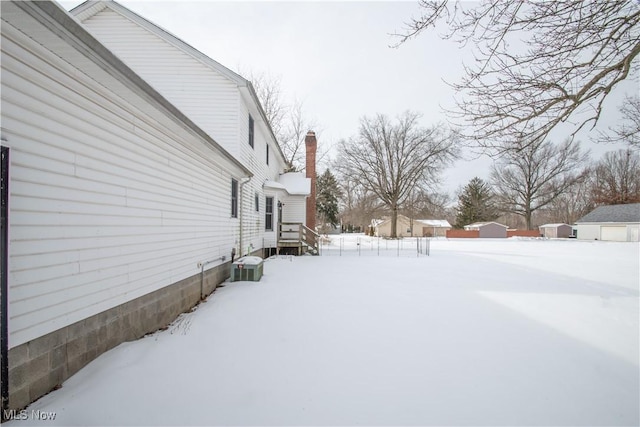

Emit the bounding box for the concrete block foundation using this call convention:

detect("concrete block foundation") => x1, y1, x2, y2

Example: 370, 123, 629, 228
6, 261, 231, 412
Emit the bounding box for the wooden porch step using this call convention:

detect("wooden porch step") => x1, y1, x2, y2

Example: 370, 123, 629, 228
278, 240, 302, 248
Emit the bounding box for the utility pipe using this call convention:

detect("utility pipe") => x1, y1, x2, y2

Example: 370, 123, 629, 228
199, 256, 226, 300
238, 177, 251, 257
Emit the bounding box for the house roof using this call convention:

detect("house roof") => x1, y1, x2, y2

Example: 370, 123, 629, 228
263, 173, 310, 196
576, 203, 640, 224
371, 216, 451, 228
8, 0, 251, 178
465, 222, 508, 229
416, 219, 452, 228
70, 0, 287, 165
539, 223, 571, 228
278, 173, 311, 196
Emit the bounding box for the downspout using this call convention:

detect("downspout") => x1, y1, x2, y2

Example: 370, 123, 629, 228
238, 177, 251, 256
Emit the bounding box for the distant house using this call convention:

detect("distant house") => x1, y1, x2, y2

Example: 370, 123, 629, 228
576, 203, 640, 242
415, 219, 452, 237
464, 222, 508, 238
371, 215, 451, 237
539, 223, 573, 239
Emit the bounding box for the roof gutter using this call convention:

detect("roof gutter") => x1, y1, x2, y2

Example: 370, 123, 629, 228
23, 0, 252, 178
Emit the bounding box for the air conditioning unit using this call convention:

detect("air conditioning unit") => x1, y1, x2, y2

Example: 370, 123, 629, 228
231, 256, 264, 282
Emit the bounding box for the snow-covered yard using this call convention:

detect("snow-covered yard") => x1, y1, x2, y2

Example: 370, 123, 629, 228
8, 237, 639, 426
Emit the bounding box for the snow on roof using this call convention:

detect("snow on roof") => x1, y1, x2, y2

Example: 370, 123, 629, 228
539, 223, 571, 228
576, 203, 640, 223
416, 219, 452, 228
371, 217, 451, 228
277, 172, 310, 196
465, 221, 508, 229
263, 180, 287, 192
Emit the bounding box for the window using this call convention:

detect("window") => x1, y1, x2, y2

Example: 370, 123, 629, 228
248, 115, 254, 148
255, 192, 259, 212
266, 144, 269, 165
265, 196, 274, 231
231, 179, 238, 218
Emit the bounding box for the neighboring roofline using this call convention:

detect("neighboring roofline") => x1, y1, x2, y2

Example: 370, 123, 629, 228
20, 0, 251, 177
465, 221, 508, 228
575, 221, 640, 225
576, 203, 640, 223
70, 0, 287, 166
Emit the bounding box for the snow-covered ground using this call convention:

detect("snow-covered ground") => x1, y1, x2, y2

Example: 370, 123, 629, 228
8, 236, 639, 426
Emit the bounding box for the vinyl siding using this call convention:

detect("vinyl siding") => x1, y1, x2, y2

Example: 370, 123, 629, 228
281, 195, 307, 224
2, 23, 240, 347
78, 6, 295, 255
80, 9, 241, 157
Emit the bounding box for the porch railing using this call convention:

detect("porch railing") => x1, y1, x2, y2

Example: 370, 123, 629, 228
278, 222, 320, 255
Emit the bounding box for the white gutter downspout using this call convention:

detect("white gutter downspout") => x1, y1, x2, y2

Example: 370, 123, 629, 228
238, 177, 251, 256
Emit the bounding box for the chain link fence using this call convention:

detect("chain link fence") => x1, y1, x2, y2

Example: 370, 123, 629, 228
318, 234, 431, 257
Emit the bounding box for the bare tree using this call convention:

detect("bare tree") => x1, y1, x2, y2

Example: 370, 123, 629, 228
339, 181, 384, 233
590, 148, 640, 205
279, 99, 321, 171
539, 172, 595, 225
245, 70, 321, 171
247, 70, 288, 140
335, 111, 457, 238
490, 137, 589, 229
596, 95, 640, 148
394, 1, 640, 153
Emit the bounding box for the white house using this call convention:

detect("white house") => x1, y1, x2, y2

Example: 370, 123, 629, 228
576, 203, 640, 242
70, 0, 313, 257
0, 0, 312, 412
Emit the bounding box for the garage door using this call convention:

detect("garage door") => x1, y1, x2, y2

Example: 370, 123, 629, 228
601, 226, 627, 242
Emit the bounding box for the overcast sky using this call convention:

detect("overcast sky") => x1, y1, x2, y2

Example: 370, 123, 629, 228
60, 0, 637, 196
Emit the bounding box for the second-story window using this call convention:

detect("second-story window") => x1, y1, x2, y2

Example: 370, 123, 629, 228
266, 144, 270, 165
249, 115, 254, 148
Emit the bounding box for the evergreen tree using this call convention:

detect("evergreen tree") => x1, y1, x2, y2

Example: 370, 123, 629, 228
316, 169, 342, 230
455, 177, 499, 228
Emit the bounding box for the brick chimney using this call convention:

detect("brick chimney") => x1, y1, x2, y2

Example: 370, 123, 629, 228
305, 131, 317, 231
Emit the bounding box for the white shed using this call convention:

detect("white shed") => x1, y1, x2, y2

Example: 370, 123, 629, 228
576, 203, 640, 242
539, 223, 573, 238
